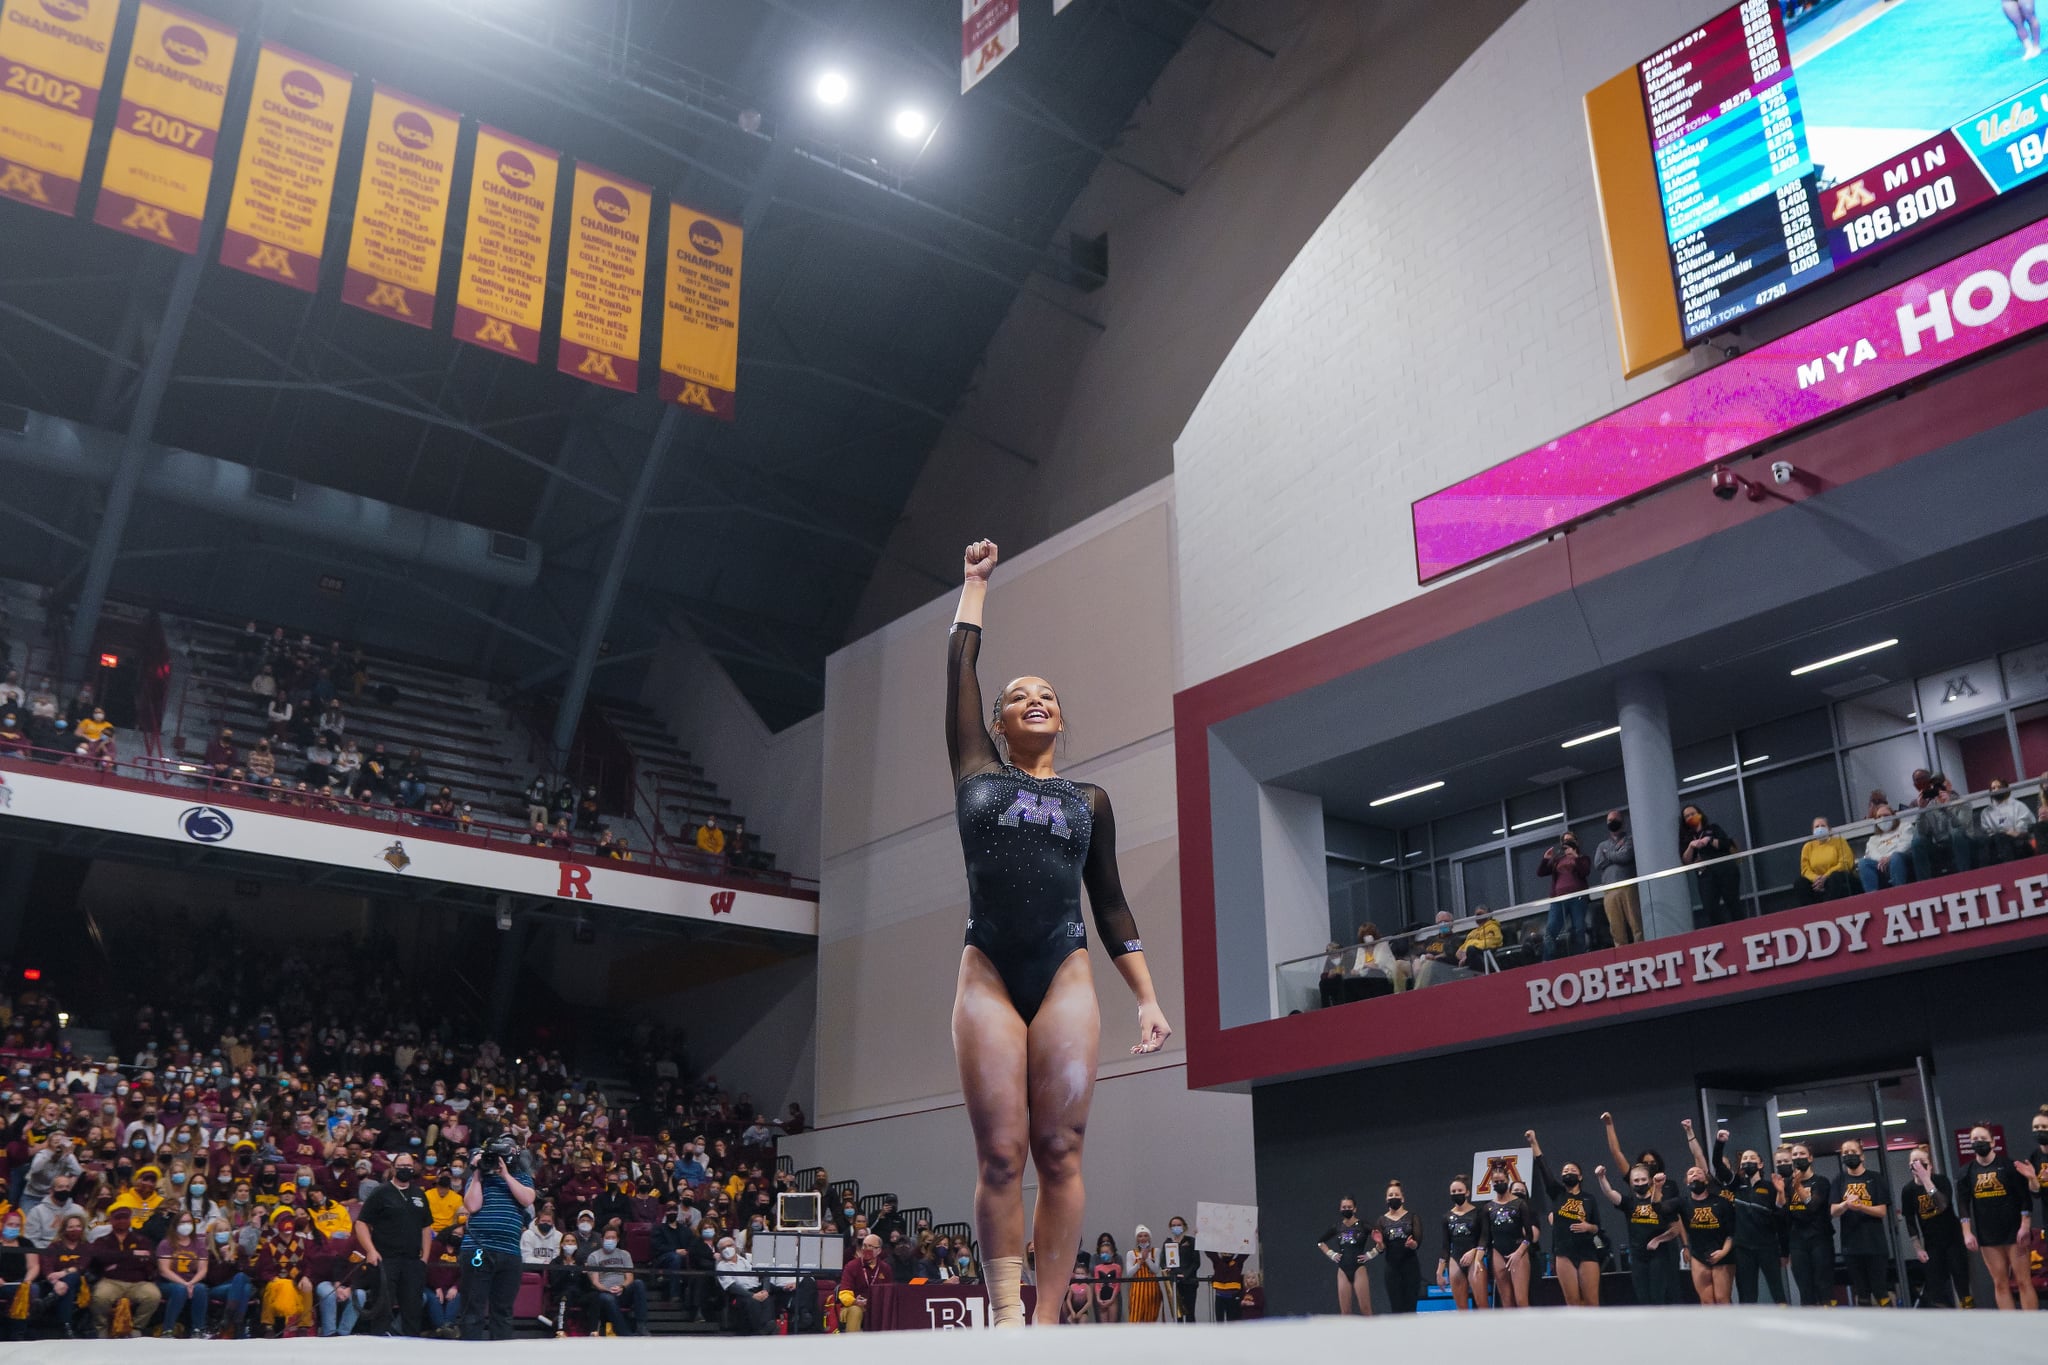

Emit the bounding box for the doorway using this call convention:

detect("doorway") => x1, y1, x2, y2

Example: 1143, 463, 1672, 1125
1700, 1063, 1941, 1307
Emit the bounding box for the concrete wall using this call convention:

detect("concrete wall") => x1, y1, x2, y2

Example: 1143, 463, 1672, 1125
851, 0, 1524, 636
1175, 0, 1734, 687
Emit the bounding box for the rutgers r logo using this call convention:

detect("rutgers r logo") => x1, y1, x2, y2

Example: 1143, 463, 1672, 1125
577, 350, 620, 381
1832, 180, 1876, 217
244, 243, 296, 278
709, 891, 735, 916
122, 202, 175, 240
472, 317, 518, 350
556, 863, 593, 900
924, 1298, 987, 1329
365, 282, 413, 315
0, 166, 49, 204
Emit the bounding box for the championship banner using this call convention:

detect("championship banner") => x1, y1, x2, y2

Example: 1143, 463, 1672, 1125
961, 0, 1019, 93
658, 202, 741, 419
92, 0, 237, 251
557, 162, 650, 392
342, 85, 459, 328
219, 43, 350, 291
0, 0, 120, 215
454, 124, 558, 363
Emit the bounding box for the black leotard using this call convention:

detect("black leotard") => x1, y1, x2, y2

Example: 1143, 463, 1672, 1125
1376, 1210, 1420, 1269
1441, 1206, 1485, 1263
1319, 1220, 1375, 1272
1485, 1196, 1534, 1256
947, 624, 1143, 1022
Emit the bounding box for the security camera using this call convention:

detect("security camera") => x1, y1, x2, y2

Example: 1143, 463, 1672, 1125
1710, 466, 1741, 501
1771, 460, 1795, 486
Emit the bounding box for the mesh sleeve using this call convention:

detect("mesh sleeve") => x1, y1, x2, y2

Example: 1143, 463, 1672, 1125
946, 624, 1002, 784
1081, 785, 1143, 957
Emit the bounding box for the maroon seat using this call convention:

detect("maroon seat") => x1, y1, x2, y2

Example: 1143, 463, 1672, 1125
513, 1272, 546, 1318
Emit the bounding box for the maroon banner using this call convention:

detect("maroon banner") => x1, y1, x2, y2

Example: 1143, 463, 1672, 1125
862, 1281, 1037, 1330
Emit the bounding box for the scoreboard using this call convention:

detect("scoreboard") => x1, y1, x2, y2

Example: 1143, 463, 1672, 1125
1617, 0, 2048, 351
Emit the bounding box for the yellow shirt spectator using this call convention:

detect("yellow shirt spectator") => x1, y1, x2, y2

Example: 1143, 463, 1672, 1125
307, 1198, 353, 1242
1459, 918, 1502, 956
425, 1184, 464, 1231
75, 715, 111, 742
695, 822, 726, 856
1799, 830, 1855, 883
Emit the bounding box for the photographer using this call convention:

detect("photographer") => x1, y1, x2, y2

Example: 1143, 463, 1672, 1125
459, 1133, 535, 1340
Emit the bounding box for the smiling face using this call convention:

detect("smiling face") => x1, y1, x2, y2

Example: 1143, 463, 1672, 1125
992, 676, 1062, 750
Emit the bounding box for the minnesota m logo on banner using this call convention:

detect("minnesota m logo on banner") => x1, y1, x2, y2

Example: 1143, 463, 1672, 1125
365, 282, 414, 316
577, 350, 621, 382
243, 243, 297, 279
471, 317, 519, 351
122, 203, 176, 241
0, 167, 50, 205
677, 382, 717, 413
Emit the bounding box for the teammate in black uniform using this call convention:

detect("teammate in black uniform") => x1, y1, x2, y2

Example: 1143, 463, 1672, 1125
1596, 1162, 1680, 1306
1678, 1165, 1734, 1304
946, 540, 1171, 1328
1528, 1130, 1603, 1306
1600, 1110, 1680, 1296
1959, 1124, 2038, 1311
1483, 1174, 1536, 1308
1688, 1121, 1786, 1305
1782, 1142, 1836, 1307
1375, 1181, 1424, 1315
1316, 1198, 1380, 1315
1899, 1143, 1970, 1308
1436, 1178, 1488, 1311
1830, 1138, 1892, 1307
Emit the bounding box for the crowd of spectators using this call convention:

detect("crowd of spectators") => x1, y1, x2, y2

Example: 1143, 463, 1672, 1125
0, 673, 117, 772
1791, 770, 2047, 906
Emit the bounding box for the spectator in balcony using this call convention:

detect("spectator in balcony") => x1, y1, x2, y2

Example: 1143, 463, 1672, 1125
425, 788, 457, 831
315, 701, 345, 746
0, 670, 23, 711
739, 1115, 773, 1148
1680, 805, 1743, 925
458, 803, 475, 836
1538, 832, 1593, 959
1594, 811, 1642, 946
1910, 774, 1972, 879
1416, 910, 1459, 964
251, 665, 278, 702
67, 682, 94, 726
303, 737, 334, 788
524, 776, 550, 827
331, 740, 360, 796
1796, 817, 1857, 904
247, 740, 276, 787
1979, 780, 2034, 863
575, 788, 604, 835
728, 820, 752, 871
265, 694, 293, 744
1858, 804, 1914, 894
1456, 908, 1503, 969
550, 780, 577, 824
75, 706, 111, 747
0, 713, 26, 759
397, 751, 429, 811
355, 745, 391, 803
206, 730, 240, 787
527, 817, 550, 847
695, 817, 726, 863
549, 818, 575, 852
26, 679, 56, 749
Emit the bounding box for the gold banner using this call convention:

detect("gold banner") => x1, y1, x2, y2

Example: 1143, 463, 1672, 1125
658, 202, 741, 420
342, 84, 459, 328
92, 0, 237, 251
0, 0, 120, 215
557, 162, 650, 392
220, 42, 350, 292
454, 124, 558, 363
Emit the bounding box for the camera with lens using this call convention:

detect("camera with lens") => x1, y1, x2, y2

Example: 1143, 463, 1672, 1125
1709, 466, 1742, 501
473, 1131, 529, 1176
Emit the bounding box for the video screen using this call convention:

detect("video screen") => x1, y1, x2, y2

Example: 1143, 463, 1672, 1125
1640, 0, 2048, 339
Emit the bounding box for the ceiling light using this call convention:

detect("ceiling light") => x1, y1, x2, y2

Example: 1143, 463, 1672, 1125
1562, 725, 1621, 748
1777, 1118, 1907, 1140
891, 108, 928, 139
1790, 638, 1898, 677
1369, 780, 1445, 808
813, 70, 852, 106
1683, 755, 1768, 783
1777, 1108, 1809, 1118
1510, 812, 1564, 831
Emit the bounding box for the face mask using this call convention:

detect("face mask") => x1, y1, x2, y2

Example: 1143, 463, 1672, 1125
297, 1176, 312, 1188
1842, 1153, 1863, 1169
0, 1226, 15, 1241
702, 1231, 715, 1241
578, 1222, 594, 1235
562, 1244, 578, 1258
1688, 1180, 1708, 1195
1739, 1162, 1759, 1178
1385, 1198, 1401, 1211
172, 1173, 186, 1185
1561, 1173, 1581, 1189
177, 1222, 194, 1237
1450, 1191, 1468, 1204
1992, 789, 2009, 801
391, 1169, 413, 1184
1097, 1253, 1112, 1264
1170, 1223, 1186, 1234
1608, 818, 1623, 832
603, 1236, 618, 1250
2034, 1130, 2048, 1145
1793, 1157, 1811, 1172
1340, 1207, 1355, 1219
1491, 1181, 1509, 1198
1630, 1182, 1650, 1196
1973, 1139, 1994, 1156
1775, 1163, 1794, 1178
214, 1231, 230, 1246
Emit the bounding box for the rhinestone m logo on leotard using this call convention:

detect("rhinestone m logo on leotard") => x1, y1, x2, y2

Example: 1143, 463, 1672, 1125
998, 790, 1071, 838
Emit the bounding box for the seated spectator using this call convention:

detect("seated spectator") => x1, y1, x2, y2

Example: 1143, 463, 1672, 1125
303, 737, 334, 786
255, 1208, 315, 1337
550, 818, 575, 852
521, 1204, 563, 1266
40, 1214, 90, 1337
0, 712, 26, 758
1910, 773, 1972, 880
315, 701, 345, 745
265, 694, 294, 743
550, 780, 577, 824
524, 776, 551, 827
247, 739, 276, 786
1456, 908, 1503, 968
456, 803, 475, 836
1416, 911, 1458, 963
26, 679, 57, 749
156, 1214, 213, 1340
778, 1104, 805, 1137
75, 707, 113, 747
575, 787, 604, 834
716, 1234, 774, 1334
1796, 816, 1857, 904
397, 750, 429, 811
251, 665, 277, 701
1316, 941, 1346, 1008
331, 739, 360, 794
425, 788, 457, 830
585, 1224, 648, 1336
353, 744, 390, 803
695, 817, 727, 861
528, 818, 550, 847
0, 669, 24, 711
1858, 804, 1914, 893
739, 1115, 773, 1147
89, 1205, 160, 1338
1979, 780, 2034, 863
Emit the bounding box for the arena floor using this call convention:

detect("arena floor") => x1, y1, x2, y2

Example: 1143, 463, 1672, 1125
6, 1310, 2046, 1363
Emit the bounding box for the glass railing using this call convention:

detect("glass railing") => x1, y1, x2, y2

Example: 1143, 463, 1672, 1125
1276, 780, 2046, 1016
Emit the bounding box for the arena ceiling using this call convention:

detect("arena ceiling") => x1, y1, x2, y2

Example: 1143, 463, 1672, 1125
0, 0, 1207, 727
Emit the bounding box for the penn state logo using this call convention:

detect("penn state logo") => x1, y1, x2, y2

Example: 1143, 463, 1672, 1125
179, 806, 233, 843
593, 186, 629, 223
280, 69, 324, 110
392, 111, 434, 151
161, 24, 208, 66
495, 149, 535, 189
688, 219, 723, 255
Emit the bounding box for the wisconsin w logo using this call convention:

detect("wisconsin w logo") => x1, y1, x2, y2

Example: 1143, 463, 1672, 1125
243, 243, 296, 278
471, 317, 518, 350
365, 282, 413, 315
0, 166, 49, 204
121, 202, 174, 240
709, 891, 736, 916
998, 791, 1070, 839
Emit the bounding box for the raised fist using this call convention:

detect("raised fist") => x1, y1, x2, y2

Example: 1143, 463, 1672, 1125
963, 540, 999, 582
